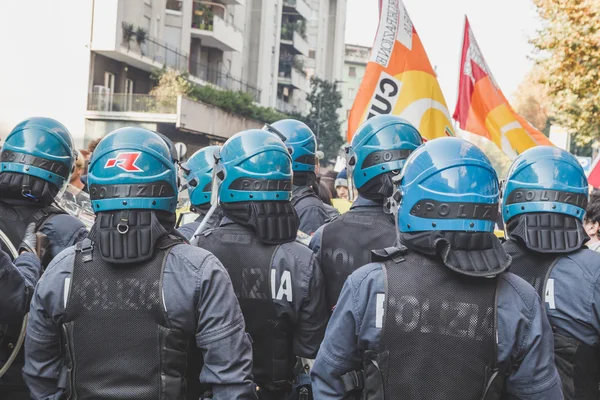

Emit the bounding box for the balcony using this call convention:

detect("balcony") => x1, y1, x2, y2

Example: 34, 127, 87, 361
280, 30, 309, 57
283, 0, 311, 22
278, 67, 308, 92
92, 20, 188, 74
190, 61, 261, 102
191, 10, 243, 52
86, 94, 263, 141
219, 0, 244, 5
87, 93, 178, 115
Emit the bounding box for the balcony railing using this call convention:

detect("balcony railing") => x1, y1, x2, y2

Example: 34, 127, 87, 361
87, 93, 177, 114
190, 61, 261, 102
121, 29, 189, 71
276, 98, 300, 114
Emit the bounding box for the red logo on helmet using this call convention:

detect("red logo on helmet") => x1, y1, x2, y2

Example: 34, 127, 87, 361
105, 152, 143, 172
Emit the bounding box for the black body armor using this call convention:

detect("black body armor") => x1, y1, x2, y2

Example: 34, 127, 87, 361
61, 236, 191, 400
197, 224, 295, 394
0, 202, 65, 397
360, 249, 504, 400
0, 202, 64, 262
320, 207, 395, 310
505, 239, 600, 400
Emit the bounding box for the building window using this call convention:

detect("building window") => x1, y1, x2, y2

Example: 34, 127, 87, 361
125, 79, 134, 111
348, 88, 355, 100
104, 72, 115, 93
309, 50, 316, 59
349, 66, 356, 77
166, 0, 182, 11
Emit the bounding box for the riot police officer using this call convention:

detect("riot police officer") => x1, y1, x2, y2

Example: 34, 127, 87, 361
178, 145, 223, 239
310, 115, 422, 311
311, 137, 563, 399
502, 146, 600, 399
0, 117, 87, 399
266, 119, 338, 234
0, 224, 44, 323
194, 129, 328, 400
23, 128, 257, 400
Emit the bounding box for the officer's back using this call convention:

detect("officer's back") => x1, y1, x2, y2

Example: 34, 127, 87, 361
310, 116, 422, 311
0, 117, 87, 399
502, 146, 600, 400
23, 128, 257, 400
194, 129, 328, 400
311, 138, 563, 399
267, 119, 339, 235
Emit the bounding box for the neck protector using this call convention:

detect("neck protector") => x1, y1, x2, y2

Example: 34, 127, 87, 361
193, 204, 223, 226
293, 171, 317, 188
358, 172, 396, 202
89, 210, 176, 264
221, 201, 299, 245
0, 172, 59, 205
506, 213, 588, 254
400, 230, 511, 277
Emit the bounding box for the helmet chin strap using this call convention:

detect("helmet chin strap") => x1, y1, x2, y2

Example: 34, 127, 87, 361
190, 151, 222, 246
345, 146, 357, 203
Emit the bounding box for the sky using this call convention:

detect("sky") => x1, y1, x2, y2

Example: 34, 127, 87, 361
345, 0, 542, 107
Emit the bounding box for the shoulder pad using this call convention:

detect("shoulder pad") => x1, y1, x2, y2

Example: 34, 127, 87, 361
202, 228, 215, 237
371, 246, 408, 263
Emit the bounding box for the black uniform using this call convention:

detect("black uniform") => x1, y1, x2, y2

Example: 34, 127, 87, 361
0, 199, 87, 398
310, 196, 396, 311
196, 219, 328, 399
291, 186, 338, 235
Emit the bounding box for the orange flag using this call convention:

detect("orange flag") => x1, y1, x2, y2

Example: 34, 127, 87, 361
347, 0, 454, 142
453, 17, 553, 158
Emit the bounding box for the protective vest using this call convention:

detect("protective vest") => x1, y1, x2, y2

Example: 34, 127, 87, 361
320, 207, 395, 311
62, 235, 191, 400
292, 187, 338, 219
0, 202, 65, 261
197, 224, 295, 392
351, 249, 504, 400
504, 240, 600, 400
0, 202, 66, 394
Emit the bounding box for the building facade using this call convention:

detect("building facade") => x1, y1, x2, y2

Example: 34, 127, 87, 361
0, 0, 346, 150
305, 0, 346, 84
339, 44, 370, 139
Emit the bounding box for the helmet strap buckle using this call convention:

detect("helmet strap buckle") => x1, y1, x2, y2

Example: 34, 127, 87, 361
117, 210, 130, 235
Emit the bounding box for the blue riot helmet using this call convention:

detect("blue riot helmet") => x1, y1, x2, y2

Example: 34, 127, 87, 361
214, 129, 297, 244
347, 115, 422, 201
0, 117, 76, 205
218, 129, 293, 203
182, 146, 220, 210
267, 119, 317, 174
398, 137, 499, 233
503, 146, 589, 253
87, 127, 178, 214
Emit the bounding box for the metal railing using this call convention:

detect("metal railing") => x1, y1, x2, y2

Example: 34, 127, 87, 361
276, 98, 299, 114
87, 93, 177, 114
190, 61, 261, 102
121, 34, 189, 72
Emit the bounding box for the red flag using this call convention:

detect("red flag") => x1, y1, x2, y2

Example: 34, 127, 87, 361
453, 17, 553, 158
588, 155, 600, 188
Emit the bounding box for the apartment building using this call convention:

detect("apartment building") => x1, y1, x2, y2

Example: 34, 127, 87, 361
339, 44, 371, 138
305, 0, 346, 83
0, 0, 347, 150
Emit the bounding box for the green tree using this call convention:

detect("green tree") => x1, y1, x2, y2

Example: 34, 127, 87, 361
531, 0, 600, 145
303, 77, 344, 164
